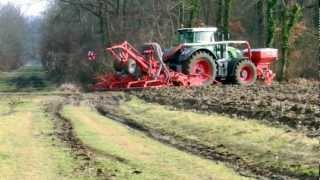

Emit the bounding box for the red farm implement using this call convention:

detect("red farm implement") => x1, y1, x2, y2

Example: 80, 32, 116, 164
93, 42, 206, 90
92, 27, 278, 91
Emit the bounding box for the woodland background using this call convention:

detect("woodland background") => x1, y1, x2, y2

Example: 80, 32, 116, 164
0, 0, 319, 83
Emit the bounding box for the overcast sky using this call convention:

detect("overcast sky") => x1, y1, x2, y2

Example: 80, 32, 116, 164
0, 0, 49, 16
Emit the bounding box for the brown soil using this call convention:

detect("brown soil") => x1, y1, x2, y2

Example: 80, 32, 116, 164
133, 79, 320, 137
54, 79, 320, 179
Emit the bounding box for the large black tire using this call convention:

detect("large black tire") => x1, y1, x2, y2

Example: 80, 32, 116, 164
233, 60, 257, 86
182, 52, 217, 86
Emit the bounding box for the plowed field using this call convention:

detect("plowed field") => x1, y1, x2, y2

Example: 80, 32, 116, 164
135, 79, 320, 137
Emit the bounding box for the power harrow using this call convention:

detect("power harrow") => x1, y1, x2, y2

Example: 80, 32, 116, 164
92, 27, 278, 91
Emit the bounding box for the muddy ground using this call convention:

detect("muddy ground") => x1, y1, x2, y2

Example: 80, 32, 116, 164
3, 77, 317, 179
62, 91, 319, 179
133, 79, 320, 137
63, 94, 264, 179
2, 68, 318, 179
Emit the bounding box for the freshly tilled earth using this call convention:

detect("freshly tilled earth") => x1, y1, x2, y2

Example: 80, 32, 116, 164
59, 81, 320, 180
134, 79, 320, 136
75, 91, 318, 179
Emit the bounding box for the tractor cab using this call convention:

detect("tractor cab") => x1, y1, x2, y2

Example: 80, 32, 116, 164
178, 27, 217, 44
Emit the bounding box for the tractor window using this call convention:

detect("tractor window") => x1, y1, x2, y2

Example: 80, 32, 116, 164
194, 32, 214, 43
179, 32, 194, 43
179, 31, 215, 43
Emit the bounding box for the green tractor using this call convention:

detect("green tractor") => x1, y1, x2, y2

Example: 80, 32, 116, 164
164, 27, 266, 86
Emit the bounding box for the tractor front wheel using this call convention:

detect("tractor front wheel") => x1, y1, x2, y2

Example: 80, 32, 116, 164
234, 60, 257, 86
183, 52, 217, 86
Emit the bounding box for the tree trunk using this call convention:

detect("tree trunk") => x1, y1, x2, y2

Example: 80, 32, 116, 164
223, 0, 232, 38
99, 17, 107, 46
216, 0, 223, 28
116, 0, 120, 16
200, 0, 210, 25
99, 2, 110, 47
278, 3, 302, 81
266, 0, 277, 47
256, 0, 264, 46
314, 0, 319, 28
188, 10, 194, 27
188, 0, 199, 27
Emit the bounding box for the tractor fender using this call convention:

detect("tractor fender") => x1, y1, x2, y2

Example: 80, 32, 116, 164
178, 48, 217, 62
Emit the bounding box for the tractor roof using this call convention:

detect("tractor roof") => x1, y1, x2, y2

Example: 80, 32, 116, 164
178, 27, 218, 32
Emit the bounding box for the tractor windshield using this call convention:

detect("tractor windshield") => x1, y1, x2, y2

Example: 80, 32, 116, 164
179, 31, 214, 43
179, 32, 194, 43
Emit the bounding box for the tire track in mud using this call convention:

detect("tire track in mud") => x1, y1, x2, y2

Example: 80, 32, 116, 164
51, 97, 252, 180
95, 105, 298, 180
45, 101, 113, 180
65, 93, 263, 178
66, 93, 320, 179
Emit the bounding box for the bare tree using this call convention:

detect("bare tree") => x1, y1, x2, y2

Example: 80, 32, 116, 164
39, 0, 318, 83
278, 1, 302, 81
0, 4, 26, 71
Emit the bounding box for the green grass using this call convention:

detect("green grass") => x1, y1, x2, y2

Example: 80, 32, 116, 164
116, 97, 320, 178
0, 66, 55, 92
63, 105, 249, 180
0, 97, 84, 180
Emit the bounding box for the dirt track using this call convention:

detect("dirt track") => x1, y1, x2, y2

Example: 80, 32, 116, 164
134, 79, 320, 136
45, 101, 110, 179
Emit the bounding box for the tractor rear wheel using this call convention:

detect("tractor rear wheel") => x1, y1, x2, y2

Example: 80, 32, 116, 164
183, 52, 217, 86
234, 60, 257, 86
